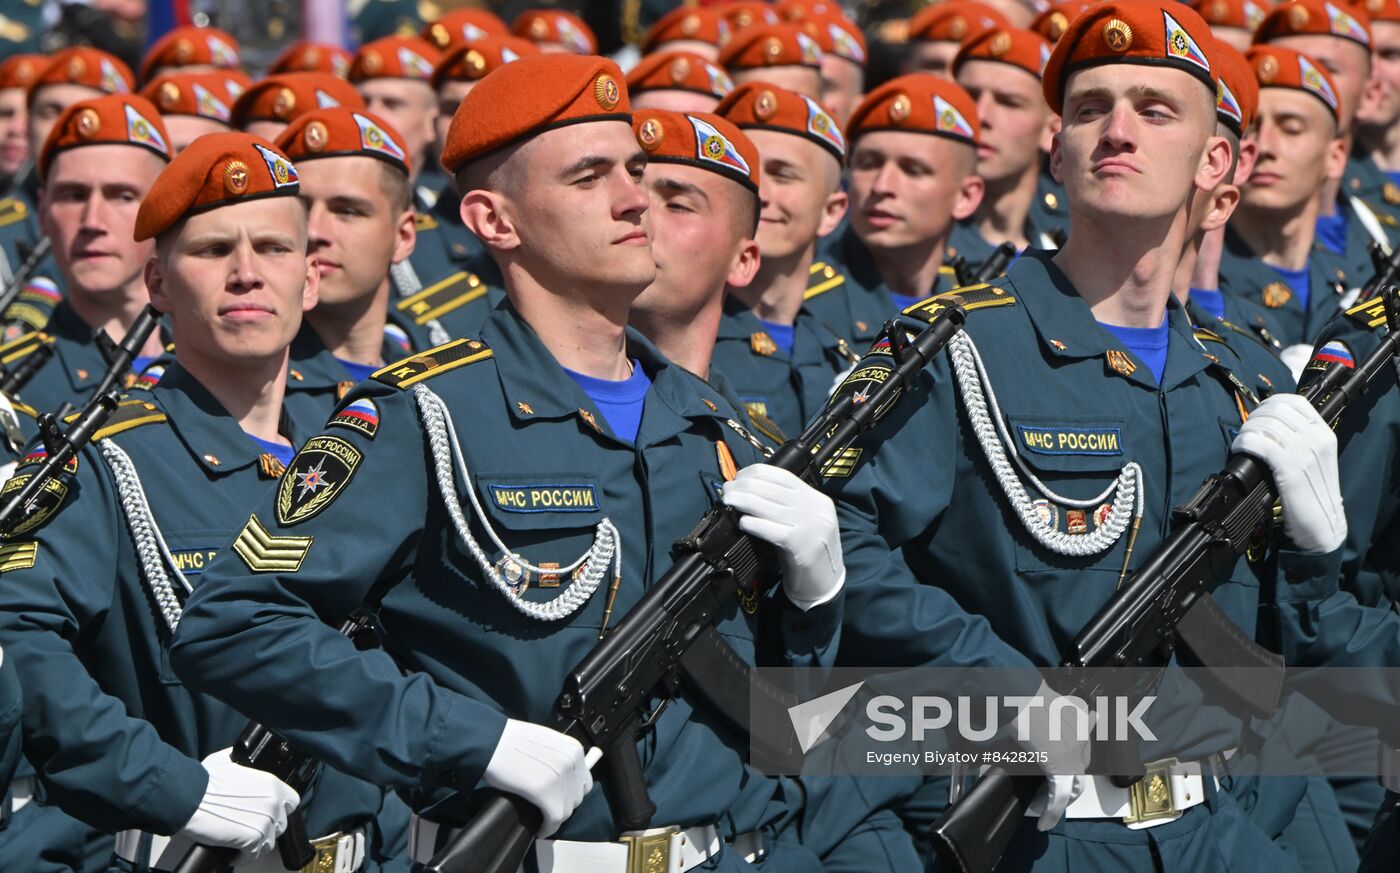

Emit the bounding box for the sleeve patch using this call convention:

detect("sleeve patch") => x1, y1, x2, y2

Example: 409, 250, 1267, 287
233, 515, 312, 573
0, 542, 37, 573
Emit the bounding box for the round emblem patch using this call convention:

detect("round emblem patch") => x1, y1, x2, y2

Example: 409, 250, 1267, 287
1288, 4, 1310, 28
889, 93, 912, 122
74, 108, 101, 139
681, 13, 701, 36
466, 49, 487, 76
1257, 54, 1279, 83
158, 81, 181, 109
430, 23, 449, 47
704, 134, 726, 160
1262, 281, 1292, 308
669, 56, 692, 83
1209, 0, 1229, 21
304, 120, 328, 152
989, 31, 1012, 56
1048, 12, 1069, 40
1102, 19, 1133, 52
764, 37, 784, 62
66, 56, 87, 79
530, 17, 550, 39
754, 89, 778, 120
638, 117, 664, 150
362, 51, 382, 75
594, 74, 620, 110
173, 38, 194, 63
272, 87, 297, 119
949, 16, 968, 39
223, 160, 250, 194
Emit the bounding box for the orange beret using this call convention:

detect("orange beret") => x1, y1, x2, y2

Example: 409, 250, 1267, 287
134, 133, 300, 241
139, 26, 241, 83
909, 1, 1010, 44
719, 23, 824, 71
716, 81, 845, 160
1361, 0, 1400, 23
1212, 40, 1259, 135
626, 50, 736, 99
141, 72, 237, 125
423, 9, 510, 50
720, 2, 783, 31
349, 37, 442, 83
0, 55, 44, 91
512, 9, 598, 53
1255, 0, 1372, 47
1246, 44, 1341, 122
1193, 0, 1269, 32
432, 37, 541, 89
30, 48, 134, 103
954, 27, 1053, 79
633, 108, 760, 192
846, 73, 981, 146
38, 94, 171, 182
643, 7, 732, 52
1031, 0, 1093, 43
441, 53, 630, 173
267, 42, 354, 78
277, 108, 411, 174
801, 12, 869, 65
232, 73, 366, 129
1042, 0, 1219, 115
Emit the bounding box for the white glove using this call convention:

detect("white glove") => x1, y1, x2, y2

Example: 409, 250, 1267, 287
721, 464, 845, 610
1279, 344, 1314, 381
482, 719, 595, 838
1014, 681, 1091, 831
181, 748, 300, 857
1231, 393, 1346, 554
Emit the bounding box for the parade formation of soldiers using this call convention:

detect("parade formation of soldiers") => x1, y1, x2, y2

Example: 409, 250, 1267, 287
0, 0, 1398, 871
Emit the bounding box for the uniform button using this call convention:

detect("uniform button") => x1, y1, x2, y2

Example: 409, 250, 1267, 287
452, 244, 467, 256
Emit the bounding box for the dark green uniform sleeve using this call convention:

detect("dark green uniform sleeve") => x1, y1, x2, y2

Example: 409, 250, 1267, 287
170, 383, 509, 794
0, 645, 21, 794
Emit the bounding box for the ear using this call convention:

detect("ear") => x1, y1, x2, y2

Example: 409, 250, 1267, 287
725, 237, 762, 290
1199, 184, 1240, 232
461, 189, 521, 251
817, 188, 848, 237
1324, 134, 1348, 181
302, 251, 320, 312
1234, 137, 1259, 186
1049, 130, 1064, 184
1195, 134, 1232, 193
951, 172, 984, 222
1041, 114, 1061, 155
391, 207, 417, 264
144, 256, 171, 314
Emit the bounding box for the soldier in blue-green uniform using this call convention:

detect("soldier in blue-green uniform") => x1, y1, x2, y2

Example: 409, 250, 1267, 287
807, 74, 982, 352
828, 5, 1352, 870
0, 130, 408, 872
1347, 0, 1400, 226
946, 26, 1062, 276
0, 94, 171, 418
169, 55, 847, 873
699, 84, 851, 440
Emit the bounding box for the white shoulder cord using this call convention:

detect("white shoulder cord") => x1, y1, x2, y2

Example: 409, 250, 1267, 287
390, 260, 455, 348
946, 330, 1144, 557
1348, 196, 1393, 257
97, 440, 192, 633
412, 384, 620, 621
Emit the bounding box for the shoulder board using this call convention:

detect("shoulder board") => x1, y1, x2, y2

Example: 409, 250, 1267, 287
373, 337, 492, 389
1192, 326, 1227, 345
414, 213, 440, 232
745, 408, 786, 445
64, 398, 168, 441
0, 197, 28, 230
901, 283, 1016, 321
0, 330, 52, 367
1345, 295, 1390, 330
9, 399, 36, 419
804, 261, 846, 301
395, 270, 488, 325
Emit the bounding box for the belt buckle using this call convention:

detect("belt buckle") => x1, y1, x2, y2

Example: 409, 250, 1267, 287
1123, 760, 1181, 826
301, 832, 343, 873
620, 826, 677, 873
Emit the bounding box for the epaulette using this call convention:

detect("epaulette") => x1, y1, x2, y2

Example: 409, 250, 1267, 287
900, 283, 1017, 322
395, 271, 489, 325
804, 261, 845, 300
414, 213, 440, 232
0, 197, 28, 230
0, 330, 53, 368
1344, 295, 1390, 330
65, 398, 168, 441
744, 407, 786, 445
1214, 318, 1278, 354
372, 337, 492, 389
1192, 326, 1227, 345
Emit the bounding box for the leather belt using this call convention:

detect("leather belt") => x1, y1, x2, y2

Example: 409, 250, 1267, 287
1019, 755, 1225, 829
114, 826, 365, 873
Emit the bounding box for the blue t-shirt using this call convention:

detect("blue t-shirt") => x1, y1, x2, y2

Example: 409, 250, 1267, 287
1100, 315, 1170, 384
1190, 288, 1226, 321
564, 359, 651, 444
1268, 263, 1311, 310
337, 358, 379, 384
889, 291, 923, 312
758, 319, 796, 356
1315, 208, 1347, 256
248, 434, 296, 466
1387, 171, 1400, 188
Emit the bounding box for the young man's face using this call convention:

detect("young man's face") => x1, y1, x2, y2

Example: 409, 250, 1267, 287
748, 128, 845, 260
631, 161, 757, 321
28, 83, 103, 153
819, 56, 864, 125
435, 79, 474, 159
0, 88, 28, 178
1052, 64, 1224, 224
299, 155, 413, 307
163, 116, 231, 155
42, 145, 165, 299
1270, 34, 1370, 129
148, 196, 316, 364
731, 66, 822, 98
358, 79, 438, 176
1357, 22, 1400, 129
474, 120, 655, 295
958, 59, 1053, 185
848, 130, 982, 250
905, 41, 961, 78
1242, 88, 1344, 213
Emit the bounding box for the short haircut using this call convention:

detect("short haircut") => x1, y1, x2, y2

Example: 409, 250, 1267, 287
378, 161, 412, 212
